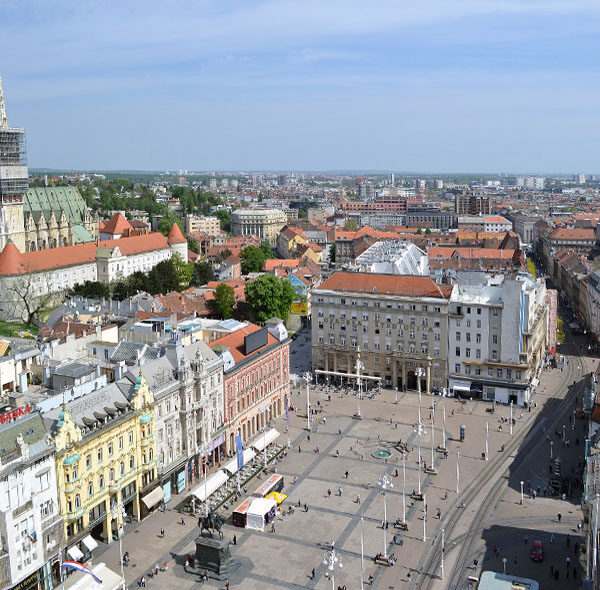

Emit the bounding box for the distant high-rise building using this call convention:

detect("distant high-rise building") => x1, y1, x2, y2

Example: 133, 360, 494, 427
434, 179, 444, 190
389, 172, 395, 186
416, 179, 426, 191
277, 174, 287, 186
455, 192, 492, 215
577, 173, 586, 185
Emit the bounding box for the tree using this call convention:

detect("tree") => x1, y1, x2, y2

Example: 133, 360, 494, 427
171, 253, 194, 289
425, 228, 432, 235
157, 212, 184, 236
111, 281, 130, 301
187, 237, 199, 254
245, 274, 295, 323
192, 261, 215, 287
260, 241, 275, 260
215, 210, 231, 232
148, 259, 180, 294
343, 218, 358, 232
71, 280, 111, 299
329, 243, 336, 263
239, 246, 266, 274
3, 272, 56, 326
214, 283, 235, 319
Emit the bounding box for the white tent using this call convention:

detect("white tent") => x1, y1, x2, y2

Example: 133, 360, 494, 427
245, 497, 277, 531
252, 429, 280, 452
191, 470, 229, 502
222, 448, 257, 475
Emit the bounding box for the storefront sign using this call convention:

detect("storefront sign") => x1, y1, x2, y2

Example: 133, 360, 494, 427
0, 404, 32, 425
177, 469, 186, 493
10, 571, 39, 590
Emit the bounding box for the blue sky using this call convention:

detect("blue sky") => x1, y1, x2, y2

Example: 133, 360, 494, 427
1, 0, 599, 172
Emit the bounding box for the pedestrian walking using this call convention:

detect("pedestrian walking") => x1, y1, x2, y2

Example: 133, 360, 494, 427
328, 488, 332, 497
550, 534, 554, 543
160, 528, 164, 538
345, 470, 349, 479
557, 513, 562, 522
574, 542, 579, 554
339, 486, 343, 497
304, 503, 308, 512
550, 565, 554, 577
271, 523, 276, 533
524, 535, 528, 545
233, 534, 237, 545
311, 568, 316, 579
181, 516, 185, 525
357, 494, 361, 504
225, 580, 230, 590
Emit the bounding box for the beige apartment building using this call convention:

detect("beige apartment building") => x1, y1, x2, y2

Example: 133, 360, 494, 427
230, 208, 287, 246
185, 215, 222, 237
311, 272, 453, 392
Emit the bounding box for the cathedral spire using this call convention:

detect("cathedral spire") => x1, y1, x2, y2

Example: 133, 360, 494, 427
0, 75, 7, 128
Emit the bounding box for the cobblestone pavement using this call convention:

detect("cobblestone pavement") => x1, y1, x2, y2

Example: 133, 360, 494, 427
90, 337, 591, 589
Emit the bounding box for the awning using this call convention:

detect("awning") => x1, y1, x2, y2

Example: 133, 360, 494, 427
81, 534, 98, 552
252, 429, 280, 452
67, 545, 84, 561
452, 382, 471, 392
191, 470, 229, 502
243, 448, 256, 465
222, 448, 257, 474
141, 487, 165, 509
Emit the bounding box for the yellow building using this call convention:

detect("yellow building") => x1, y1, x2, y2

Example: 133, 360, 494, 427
45, 373, 158, 552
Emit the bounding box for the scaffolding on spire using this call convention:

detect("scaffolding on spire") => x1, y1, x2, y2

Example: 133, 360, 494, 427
0, 75, 7, 128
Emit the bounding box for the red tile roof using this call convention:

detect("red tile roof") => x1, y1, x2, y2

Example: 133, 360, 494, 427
550, 228, 595, 241
167, 222, 187, 244
0, 233, 170, 276
264, 259, 300, 271
209, 323, 279, 364
102, 213, 133, 235
317, 272, 452, 299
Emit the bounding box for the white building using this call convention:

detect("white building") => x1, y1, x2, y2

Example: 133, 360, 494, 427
0, 225, 187, 321
0, 410, 63, 590
483, 216, 513, 233
352, 241, 429, 276
447, 273, 548, 405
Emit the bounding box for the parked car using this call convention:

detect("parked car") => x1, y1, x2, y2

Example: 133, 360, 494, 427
530, 540, 543, 562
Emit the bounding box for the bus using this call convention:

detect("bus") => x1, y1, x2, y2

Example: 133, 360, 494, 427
232, 498, 253, 527
253, 474, 284, 498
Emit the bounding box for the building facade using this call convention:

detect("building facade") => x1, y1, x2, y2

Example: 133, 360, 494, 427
185, 215, 221, 237
230, 209, 287, 246
311, 273, 452, 392
43, 374, 157, 555
0, 410, 63, 590
210, 324, 290, 454
447, 274, 548, 405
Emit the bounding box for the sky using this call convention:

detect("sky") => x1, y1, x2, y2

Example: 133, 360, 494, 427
0, 0, 599, 173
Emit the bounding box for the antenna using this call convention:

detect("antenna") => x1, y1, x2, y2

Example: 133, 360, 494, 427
0, 75, 7, 128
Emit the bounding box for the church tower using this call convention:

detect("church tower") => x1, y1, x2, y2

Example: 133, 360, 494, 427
0, 75, 27, 252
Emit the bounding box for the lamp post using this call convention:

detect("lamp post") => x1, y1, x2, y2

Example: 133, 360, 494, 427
414, 418, 426, 495
510, 401, 513, 435
259, 403, 270, 468
563, 424, 566, 442
456, 451, 460, 494
379, 474, 393, 557
520, 480, 524, 505
323, 547, 343, 590
550, 441, 554, 459
360, 512, 365, 590
111, 502, 127, 590
304, 371, 311, 431
416, 367, 425, 405
423, 493, 427, 542
430, 391, 435, 468
441, 389, 447, 451
402, 454, 406, 524
356, 351, 363, 418
503, 557, 507, 575
485, 422, 489, 461
440, 528, 445, 580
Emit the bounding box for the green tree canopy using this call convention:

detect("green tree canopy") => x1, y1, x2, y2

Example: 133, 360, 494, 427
214, 283, 235, 319
171, 253, 194, 289
260, 241, 276, 260
157, 212, 184, 236
215, 209, 231, 232
70, 281, 110, 299
245, 274, 295, 323
192, 261, 215, 287
147, 259, 181, 294
240, 245, 266, 274
329, 243, 336, 263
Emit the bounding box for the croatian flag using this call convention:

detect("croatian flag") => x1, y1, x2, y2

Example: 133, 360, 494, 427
61, 561, 103, 584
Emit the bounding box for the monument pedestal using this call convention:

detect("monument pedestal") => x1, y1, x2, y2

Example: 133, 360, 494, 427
185, 534, 234, 580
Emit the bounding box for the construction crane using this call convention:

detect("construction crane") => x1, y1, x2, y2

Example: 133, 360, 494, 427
0, 74, 7, 128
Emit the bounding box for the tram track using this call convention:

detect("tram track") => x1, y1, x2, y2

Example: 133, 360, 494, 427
414, 339, 585, 590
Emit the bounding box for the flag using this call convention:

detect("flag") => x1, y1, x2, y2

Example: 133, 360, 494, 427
61, 561, 103, 584
28, 531, 37, 543
285, 400, 290, 429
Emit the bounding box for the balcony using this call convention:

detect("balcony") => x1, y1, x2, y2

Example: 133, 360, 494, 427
66, 506, 85, 521
142, 459, 156, 472
140, 436, 153, 448
109, 480, 121, 493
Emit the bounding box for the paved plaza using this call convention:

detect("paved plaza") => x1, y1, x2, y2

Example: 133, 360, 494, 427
90, 339, 591, 589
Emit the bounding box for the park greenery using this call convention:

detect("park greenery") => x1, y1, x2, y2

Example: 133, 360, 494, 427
244, 274, 296, 322
214, 283, 236, 319
239, 242, 276, 274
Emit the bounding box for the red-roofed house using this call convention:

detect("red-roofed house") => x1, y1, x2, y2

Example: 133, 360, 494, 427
209, 323, 290, 452
100, 213, 133, 240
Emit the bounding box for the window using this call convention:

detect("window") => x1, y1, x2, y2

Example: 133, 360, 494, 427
455, 363, 461, 373
467, 307, 471, 314
86, 455, 91, 469
466, 320, 471, 328
475, 367, 481, 376
72, 466, 78, 480
108, 442, 113, 456
488, 367, 493, 376
455, 332, 461, 341
465, 348, 470, 358
493, 309, 499, 316
99, 475, 104, 489
97, 448, 103, 462
455, 347, 460, 356
492, 335, 498, 344
476, 320, 481, 328
119, 436, 123, 450
36, 471, 50, 491
476, 349, 481, 359
88, 482, 93, 497
497, 368, 502, 378
492, 350, 498, 361
476, 333, 481, 343
465, 365, 471, 375
516, 371, 522, 380
477, 308, 482, 315
506, 369, 512, 379
409, 331, 416, 340
130, 456, 135, 470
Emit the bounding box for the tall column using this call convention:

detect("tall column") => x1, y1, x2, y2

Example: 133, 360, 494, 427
325, 353, 329, 372
426, 362, 431, 393
104, 511, 113, 545
402, 360, 407, 392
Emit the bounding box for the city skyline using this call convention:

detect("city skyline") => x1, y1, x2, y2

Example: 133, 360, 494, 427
1, 0, 599, 172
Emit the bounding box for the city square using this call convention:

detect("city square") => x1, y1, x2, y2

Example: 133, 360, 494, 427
91, 330, 590, 589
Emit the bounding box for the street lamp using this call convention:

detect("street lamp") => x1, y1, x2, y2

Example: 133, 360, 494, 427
322, 546, 343, 590
430, 390, 435, 468
441, 389, 447, 451
503, 557, 507, 575
423, 493, 427, 542
550, 441, 554, 459
259, 403, 270, 468
510, 401, 513, 435
414, 418, 426, 495
379, 474, 393, 558
304, 371, 312, 431
402, 454, 407, 524
562, 424, 566, 442
456, 451, 460, 494
520, 480, 524, 505
416, 367, 425, 405
359, 512, 365, 590
111, 502, 127, 590
485, 422, 489, 461
355, 351, 363, 418
440, 528, 445, 580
